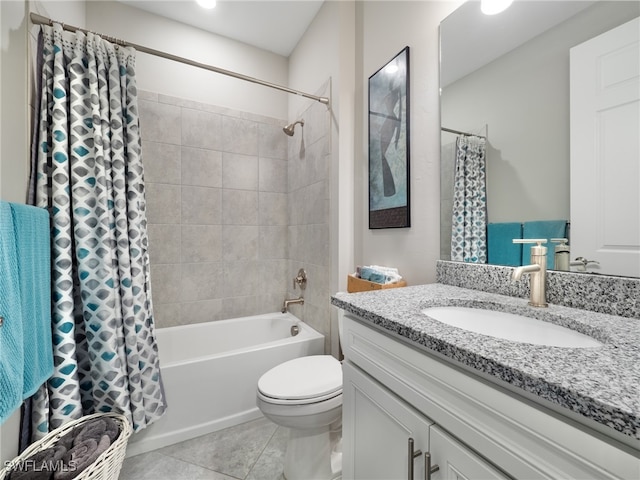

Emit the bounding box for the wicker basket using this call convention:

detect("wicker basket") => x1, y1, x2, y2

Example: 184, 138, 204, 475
0, 412, 132, 480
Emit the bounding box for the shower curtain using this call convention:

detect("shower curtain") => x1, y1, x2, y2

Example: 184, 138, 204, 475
450, 135, 488, 263
28, 23, 166, 440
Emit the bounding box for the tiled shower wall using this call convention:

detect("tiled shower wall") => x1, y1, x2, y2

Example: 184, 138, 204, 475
140, 91, 290, 328
286, 81, 332, 349
139, 86, 331, 346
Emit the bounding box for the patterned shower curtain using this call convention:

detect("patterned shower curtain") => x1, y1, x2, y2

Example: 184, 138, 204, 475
450, 135, 488, 263
29, 23, 166, 439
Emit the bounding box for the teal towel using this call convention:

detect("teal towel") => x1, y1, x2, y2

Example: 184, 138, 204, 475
522, 220, 568, 269
10, 203, 53, 397
0, 201, 24, 423
487, 222, 522, 266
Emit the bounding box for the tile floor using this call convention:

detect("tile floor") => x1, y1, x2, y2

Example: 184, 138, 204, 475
119, 417, 286, 480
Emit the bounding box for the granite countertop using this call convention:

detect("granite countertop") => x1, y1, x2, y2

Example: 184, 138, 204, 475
331, 283, 640, 443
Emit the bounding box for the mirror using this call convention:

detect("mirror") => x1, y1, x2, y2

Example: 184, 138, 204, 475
439, 0, 640, 277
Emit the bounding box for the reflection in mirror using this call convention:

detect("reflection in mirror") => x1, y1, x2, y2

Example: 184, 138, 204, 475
440, 0, 640, 277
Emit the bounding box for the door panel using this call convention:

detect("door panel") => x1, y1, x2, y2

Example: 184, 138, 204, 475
570, 17, 640, 277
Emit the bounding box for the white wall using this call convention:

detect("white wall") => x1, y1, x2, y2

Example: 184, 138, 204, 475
1, 0, 29, 204
355, 1, 462, 286
1, 0, 30, 464
86, 1, 289, 120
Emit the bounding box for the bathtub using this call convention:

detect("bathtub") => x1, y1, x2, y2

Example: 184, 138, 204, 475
126, 312, 324, 457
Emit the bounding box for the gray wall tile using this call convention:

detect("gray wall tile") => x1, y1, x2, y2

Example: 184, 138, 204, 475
223, 152, 258, 191
148, 224, 181, 264
140, 88, 331, 337
180, 299, 224, 324
182, 186, 222, 225
182, 108, 223, 151
259, 157, 287, 193
259, 226, 288, 260
259, 122, 288, 159
222, 116, 258, 155
146, 183, 181, 224
153, 303, 182, 329
224, 260, 261, 297
259, 192, 288, 226
143, 141, 181, 185
150, 264, 181, 304
181, 225, 222, 263
222, 225, 259, 261
139, 100, 181, 145
222, 189, 258, 225
181, 147, 222, 188
180, 262, 224, 302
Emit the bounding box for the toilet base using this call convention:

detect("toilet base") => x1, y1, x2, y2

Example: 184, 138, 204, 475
283, 423, 342, 480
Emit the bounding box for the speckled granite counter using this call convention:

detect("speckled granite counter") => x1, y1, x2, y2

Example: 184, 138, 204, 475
331, 283, 640, 444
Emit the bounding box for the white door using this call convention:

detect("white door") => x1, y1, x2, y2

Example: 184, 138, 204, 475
570, 17, 640, 277
342, 361, 432, 480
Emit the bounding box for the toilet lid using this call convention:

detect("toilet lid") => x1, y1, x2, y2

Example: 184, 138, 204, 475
258, 355, 342, 401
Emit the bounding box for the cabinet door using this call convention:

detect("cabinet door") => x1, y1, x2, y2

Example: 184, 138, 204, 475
430, 425, 509, 480
343, 361, 433, 480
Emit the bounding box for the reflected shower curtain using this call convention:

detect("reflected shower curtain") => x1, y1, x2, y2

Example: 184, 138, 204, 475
450, 135, 488, 263
29, 23, 166, 439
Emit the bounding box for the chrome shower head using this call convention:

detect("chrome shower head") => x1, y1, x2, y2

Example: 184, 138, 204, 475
283, 119, 304, 136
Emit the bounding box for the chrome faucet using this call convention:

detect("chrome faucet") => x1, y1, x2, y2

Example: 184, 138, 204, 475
281, 297, 304, 313
512, 239, 548, 307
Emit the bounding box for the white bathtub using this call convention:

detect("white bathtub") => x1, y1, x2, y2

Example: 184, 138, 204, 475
126, 312, 325, 457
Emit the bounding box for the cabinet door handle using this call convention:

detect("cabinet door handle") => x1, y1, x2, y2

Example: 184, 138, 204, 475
408, 437, 422, 480
424, 452, 440, 480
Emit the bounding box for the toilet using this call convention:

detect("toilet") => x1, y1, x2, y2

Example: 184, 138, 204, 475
256, 354, 343, 480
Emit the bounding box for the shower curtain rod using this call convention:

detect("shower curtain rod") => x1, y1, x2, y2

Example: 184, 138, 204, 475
441, 127, 486, 139
30, 13, 330, 106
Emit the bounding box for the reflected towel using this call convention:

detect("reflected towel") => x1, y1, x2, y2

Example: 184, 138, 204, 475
10, 203, 53, 397
0, 201, 24, 423
522, 220, 568, 269
487, 222, 522, 266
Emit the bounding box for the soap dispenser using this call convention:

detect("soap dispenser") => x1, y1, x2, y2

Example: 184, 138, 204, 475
551, 238, 570, 271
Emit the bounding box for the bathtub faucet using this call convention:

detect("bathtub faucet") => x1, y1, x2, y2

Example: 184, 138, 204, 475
282, 297, 304, 313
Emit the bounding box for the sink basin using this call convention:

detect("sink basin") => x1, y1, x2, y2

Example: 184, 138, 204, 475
422, 306, 603, 348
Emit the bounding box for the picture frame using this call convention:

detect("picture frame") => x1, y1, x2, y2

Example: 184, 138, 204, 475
368, 46, 410, 229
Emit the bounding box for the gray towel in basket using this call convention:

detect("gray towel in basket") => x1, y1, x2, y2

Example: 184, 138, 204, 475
73, 418, 119, 445
53, 435, 110, 480
7, 445, 66, 480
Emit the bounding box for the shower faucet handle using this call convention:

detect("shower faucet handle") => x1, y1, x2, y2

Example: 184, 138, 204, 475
293, 268, 307, 290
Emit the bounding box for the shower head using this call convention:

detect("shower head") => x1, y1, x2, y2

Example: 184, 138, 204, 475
283, 119, 304, 136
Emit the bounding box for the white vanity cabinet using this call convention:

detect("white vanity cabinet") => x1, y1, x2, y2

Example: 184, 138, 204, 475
341, 313, 640, 479
344, 361, 508, 480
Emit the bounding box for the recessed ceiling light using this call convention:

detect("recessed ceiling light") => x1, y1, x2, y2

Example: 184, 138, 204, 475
196, 0, 217, 10
481, 0, 513, 16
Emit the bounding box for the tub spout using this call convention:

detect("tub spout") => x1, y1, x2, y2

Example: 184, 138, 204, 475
282, 297, 304, 313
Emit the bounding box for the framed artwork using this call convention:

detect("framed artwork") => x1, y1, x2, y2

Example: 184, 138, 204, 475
368, 46, 410, 229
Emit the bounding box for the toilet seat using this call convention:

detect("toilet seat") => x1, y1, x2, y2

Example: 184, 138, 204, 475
258, 355, 342, 405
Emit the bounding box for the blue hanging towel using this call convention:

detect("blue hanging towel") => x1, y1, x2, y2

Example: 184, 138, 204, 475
487, 222, 523, 266
0, 201, 24, 423
522, 220, 568, 269
10, 203, 54, 398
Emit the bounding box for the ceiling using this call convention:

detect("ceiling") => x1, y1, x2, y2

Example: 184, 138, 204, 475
440, 0, 597, 87
117, 0, 324, 57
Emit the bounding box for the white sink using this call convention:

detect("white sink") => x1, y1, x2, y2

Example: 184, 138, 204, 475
422, 306, 603, 348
